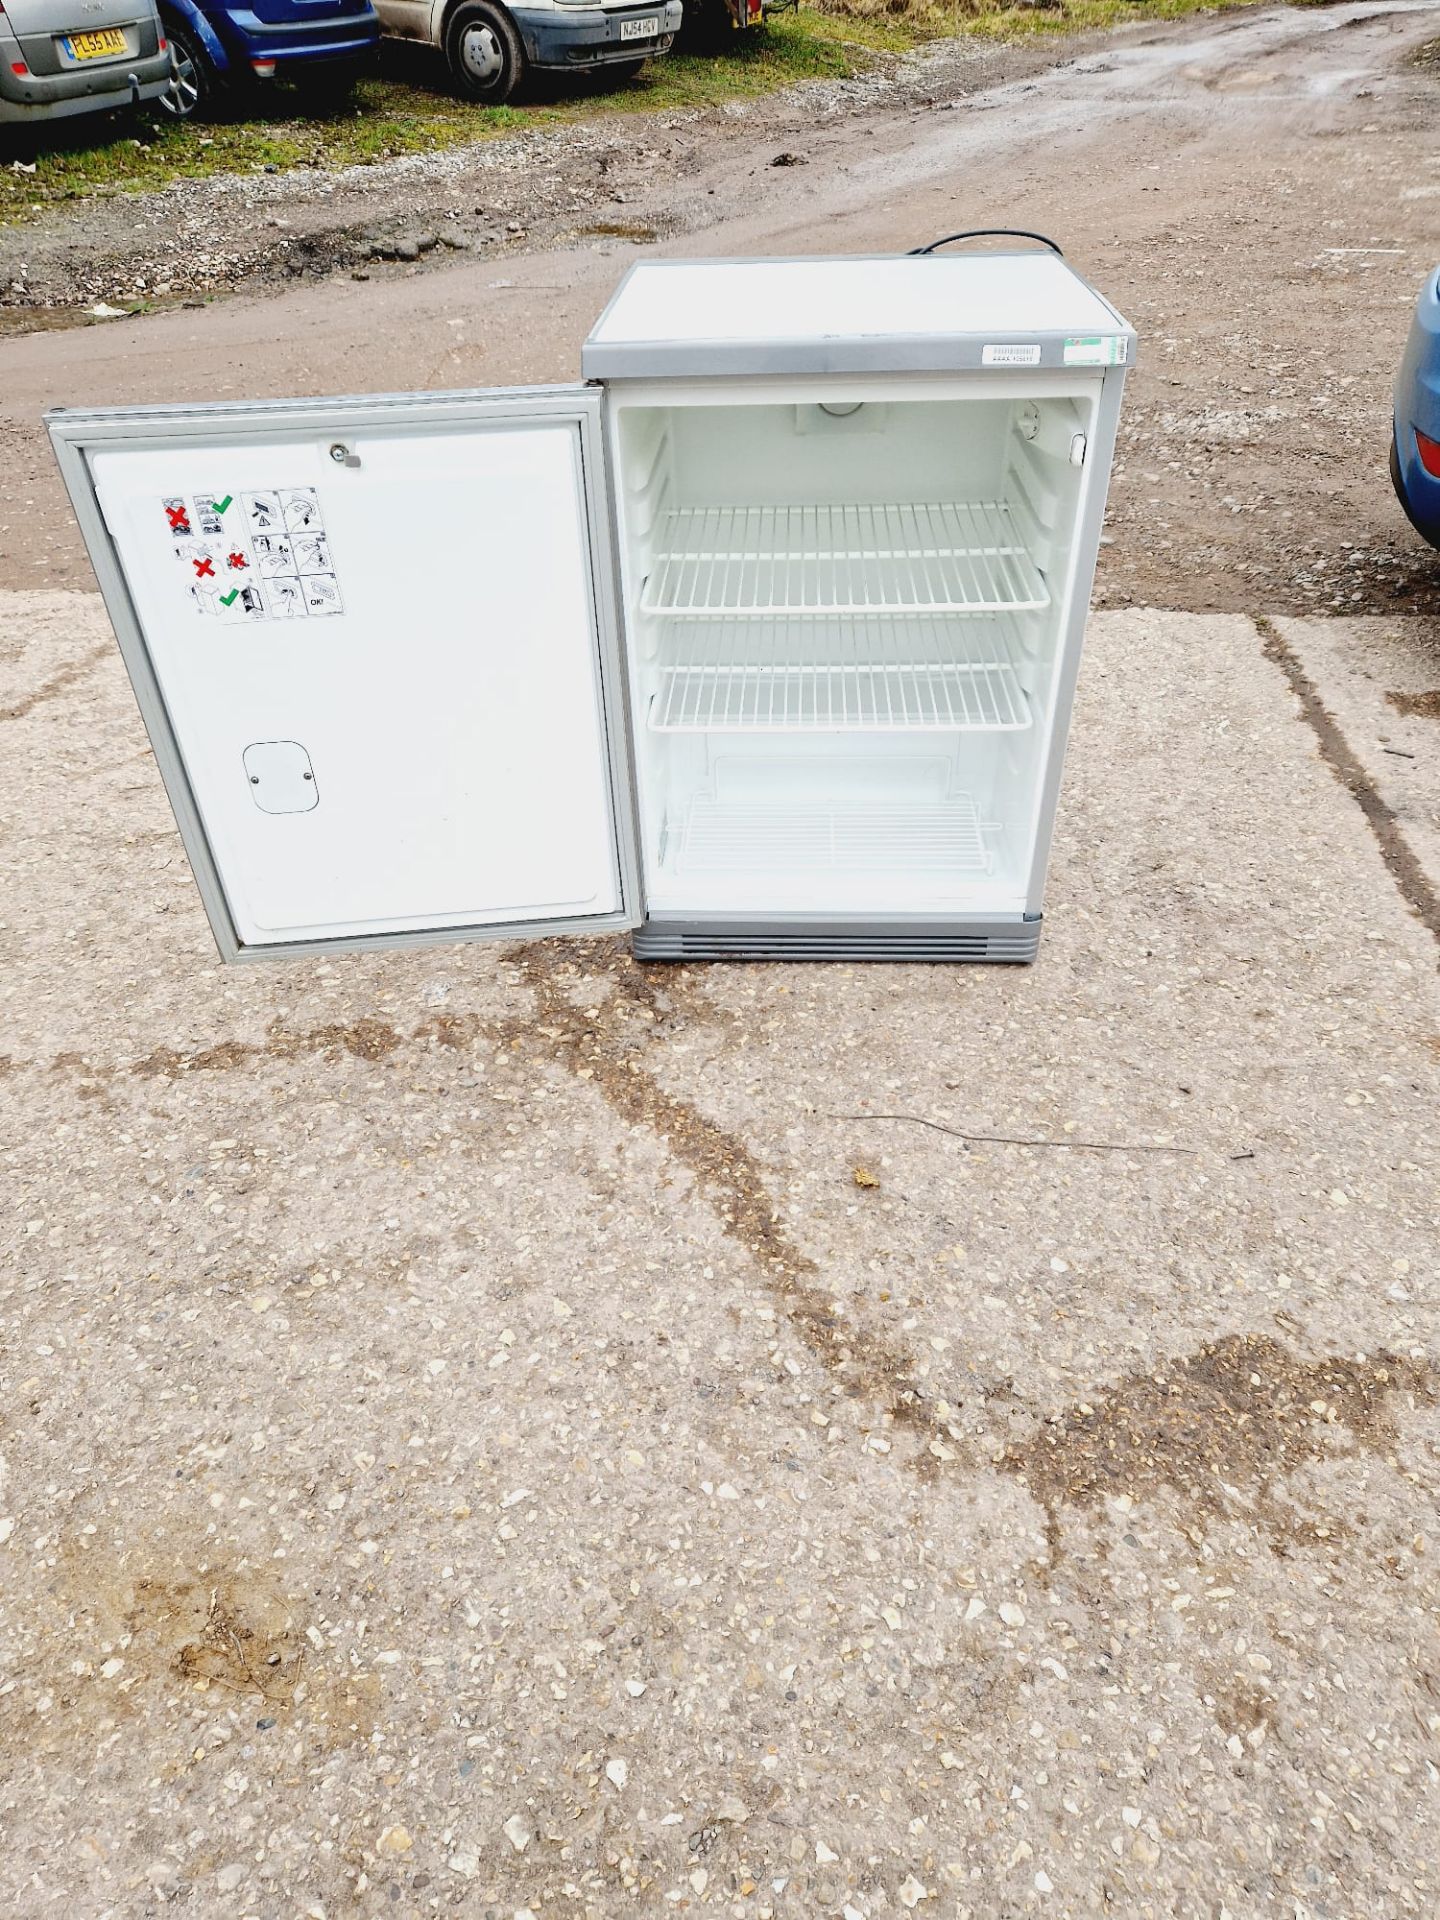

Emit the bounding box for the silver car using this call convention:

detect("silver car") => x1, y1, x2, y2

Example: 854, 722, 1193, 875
0, 0, 171, 125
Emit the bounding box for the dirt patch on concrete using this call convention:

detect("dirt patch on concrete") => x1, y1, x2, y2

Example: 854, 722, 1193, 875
1204, 1668, 1280, 1741
1005, 1332, 1434, 1534
31, 1541, 383, 1768
126, 1016, 406, 1076
505, 939, 949, 1446
1386, 688, 1440, 719
129, 1574, 304, 1705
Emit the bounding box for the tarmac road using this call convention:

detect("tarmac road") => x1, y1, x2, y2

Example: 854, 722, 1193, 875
3, 0, 1440, 612
1, 5, 1439, 1917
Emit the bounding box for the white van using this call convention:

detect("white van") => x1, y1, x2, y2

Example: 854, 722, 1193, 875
377, 0, 680, 103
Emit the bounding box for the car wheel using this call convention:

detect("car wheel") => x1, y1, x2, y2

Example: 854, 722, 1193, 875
446, 2, 526, 104
157, 20, 212, 121
1391, 433, 1440, 551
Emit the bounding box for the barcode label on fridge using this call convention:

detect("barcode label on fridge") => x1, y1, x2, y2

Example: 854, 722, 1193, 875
1063, 336, 1128, 367
982, 343, 1043, 367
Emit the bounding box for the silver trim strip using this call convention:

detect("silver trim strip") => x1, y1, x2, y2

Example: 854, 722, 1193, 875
583, 253, 1135, 382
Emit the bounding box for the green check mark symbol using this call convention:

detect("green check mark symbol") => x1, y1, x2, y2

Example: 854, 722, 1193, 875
220, 588, 239, 607
213, 494, 233, 515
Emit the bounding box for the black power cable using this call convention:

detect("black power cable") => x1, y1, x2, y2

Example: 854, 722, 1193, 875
908, 229, 1063, 257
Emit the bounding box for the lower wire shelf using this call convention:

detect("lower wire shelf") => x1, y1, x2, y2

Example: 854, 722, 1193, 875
641, 501, 1050, 617
648, 615, 1034, 733
669, 794, 994, 877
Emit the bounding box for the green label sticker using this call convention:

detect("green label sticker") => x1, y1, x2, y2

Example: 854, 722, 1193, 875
1063, 336, 1128, 368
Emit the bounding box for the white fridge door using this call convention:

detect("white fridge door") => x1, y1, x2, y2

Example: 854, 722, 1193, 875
50, 388, 640, 960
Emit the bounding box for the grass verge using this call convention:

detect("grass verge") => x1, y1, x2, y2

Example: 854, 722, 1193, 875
1, 0, 1245, 229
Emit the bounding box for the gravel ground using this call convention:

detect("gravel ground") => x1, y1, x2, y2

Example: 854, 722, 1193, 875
0, 33, 1043, 320
1, 589, 1438, 1917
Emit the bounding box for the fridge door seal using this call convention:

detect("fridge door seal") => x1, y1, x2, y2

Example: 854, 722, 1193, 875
47, 386, 644, 962
1019, 362, 1127, 915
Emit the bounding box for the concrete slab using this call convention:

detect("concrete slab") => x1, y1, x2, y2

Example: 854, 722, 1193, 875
1273, 614, 1440, 912
0, 592, 1437, 1917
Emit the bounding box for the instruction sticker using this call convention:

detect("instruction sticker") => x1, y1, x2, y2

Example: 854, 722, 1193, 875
163, 487, 343, 621
1063, 335, 1128, 367
982, 343, 1042, 367
193, 493, 229, 537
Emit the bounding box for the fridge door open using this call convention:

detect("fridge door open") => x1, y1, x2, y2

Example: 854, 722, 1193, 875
49, 387, 641, 961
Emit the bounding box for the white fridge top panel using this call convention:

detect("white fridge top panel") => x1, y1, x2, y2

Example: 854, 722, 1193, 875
582, 254, 1134, 379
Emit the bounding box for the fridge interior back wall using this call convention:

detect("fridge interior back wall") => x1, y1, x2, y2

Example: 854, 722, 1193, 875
46, 249, 1133, 965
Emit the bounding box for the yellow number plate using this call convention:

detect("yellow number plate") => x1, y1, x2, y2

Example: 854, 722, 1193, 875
67, 28, 127, 58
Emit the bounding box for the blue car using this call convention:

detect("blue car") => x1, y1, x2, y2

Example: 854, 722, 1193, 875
157, 0, 379, 117
1392, 264, 1440, 551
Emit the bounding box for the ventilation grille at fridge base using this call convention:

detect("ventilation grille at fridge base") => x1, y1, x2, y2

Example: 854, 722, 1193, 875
633, 923, 1042, 964
649, 615, 1033, 732
642, 501, 1049, 618
670, 795, 994, 877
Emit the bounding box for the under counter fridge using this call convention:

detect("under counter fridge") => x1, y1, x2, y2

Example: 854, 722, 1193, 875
48, 246, 1133, 966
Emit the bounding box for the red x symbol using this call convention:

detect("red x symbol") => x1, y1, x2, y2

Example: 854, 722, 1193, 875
193, 556, 215, 578
166, 504, 190, 531
227, 552, 248, 571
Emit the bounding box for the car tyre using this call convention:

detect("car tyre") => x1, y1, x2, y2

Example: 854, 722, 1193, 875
157, 19, 213, 121
446, 2, 526, 104
1390, 433, 1439, 551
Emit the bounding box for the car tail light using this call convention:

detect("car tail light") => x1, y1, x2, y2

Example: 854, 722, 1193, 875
11, 61, 27, 75
1417, 428, 1440, 479
159, 34, 166, 48
251, 57, 276, 76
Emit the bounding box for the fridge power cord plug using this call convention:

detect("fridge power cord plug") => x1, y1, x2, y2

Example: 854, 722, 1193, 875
908, 229, 1063, 257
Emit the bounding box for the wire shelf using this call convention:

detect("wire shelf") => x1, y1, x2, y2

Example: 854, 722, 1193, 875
642, 501, 1049, 619
649, 615, 1033, 732
671, 796, 993, 876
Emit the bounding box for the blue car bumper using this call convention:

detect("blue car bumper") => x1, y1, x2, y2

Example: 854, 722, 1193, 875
1392, 265, 1440, 547
221, 12, 378, 64
175, 1, 379, 79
